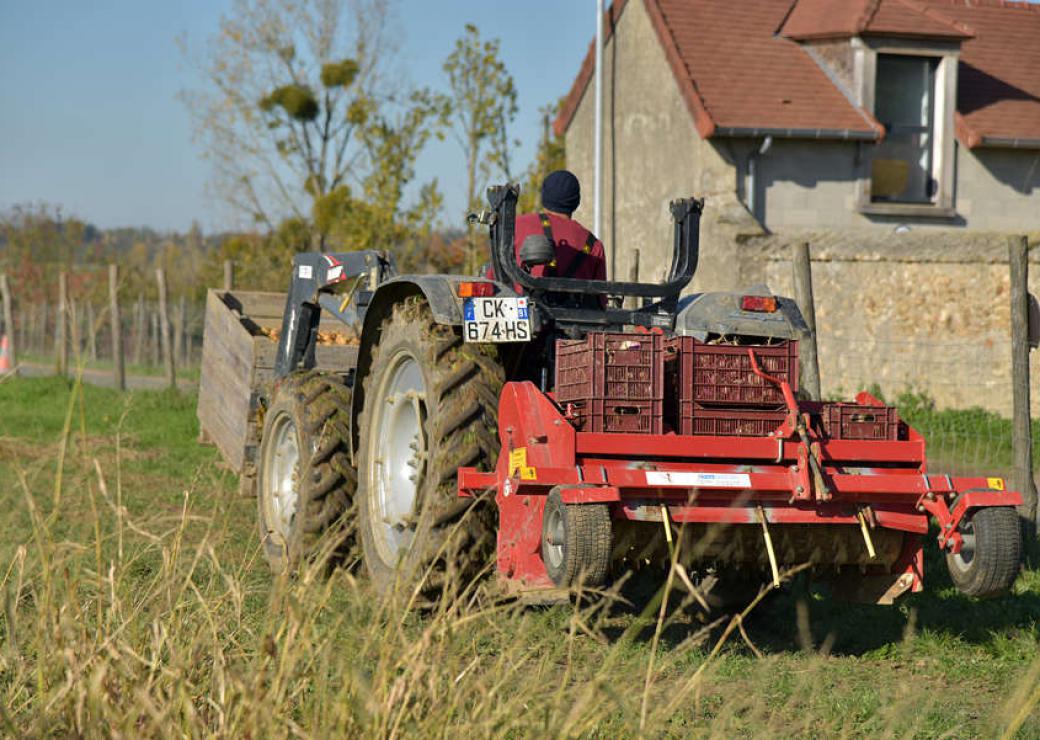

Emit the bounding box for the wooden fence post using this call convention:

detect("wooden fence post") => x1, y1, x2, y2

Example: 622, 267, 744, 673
624, 249, 640, 310
39, 302, 48, 355
175, 295, 187, 367
69, 301, 81, 365
149, 312, 159, 367
19, 302, 28, 357
223, 260, 234, 291
131, 294, 144, 365
1009, 235, 1038, 547
86, 302, 98, 361
0, 273, 16, 374
156, 269, 176, 389
56, 272, 68, 376
792, 242, 822, 401
109, 265, 125, 391
27, 303, 37, 357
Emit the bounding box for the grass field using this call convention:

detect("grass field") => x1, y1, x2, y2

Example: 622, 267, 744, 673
17, 351, 202, 383
0, 376, 1038, 737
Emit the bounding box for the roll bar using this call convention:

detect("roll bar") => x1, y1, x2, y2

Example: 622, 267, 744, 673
485, 184, 702, 305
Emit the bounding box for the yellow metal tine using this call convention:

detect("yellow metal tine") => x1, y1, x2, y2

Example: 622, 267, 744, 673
758, 505, 780, 587
858, 509, 877, 560
660, 505, 673, 545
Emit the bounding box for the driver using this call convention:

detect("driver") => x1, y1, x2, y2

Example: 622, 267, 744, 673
492, 169, 607, 283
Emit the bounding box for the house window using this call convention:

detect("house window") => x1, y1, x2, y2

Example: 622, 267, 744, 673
871, 54, 939, 204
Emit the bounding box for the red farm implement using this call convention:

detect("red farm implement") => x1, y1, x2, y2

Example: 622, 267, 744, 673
459, 339, 1023, 603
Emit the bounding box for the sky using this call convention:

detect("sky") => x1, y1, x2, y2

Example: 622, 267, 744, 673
0, 1, 594, 234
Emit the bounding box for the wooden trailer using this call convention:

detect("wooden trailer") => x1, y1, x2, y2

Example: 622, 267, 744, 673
197, 289, 357, 495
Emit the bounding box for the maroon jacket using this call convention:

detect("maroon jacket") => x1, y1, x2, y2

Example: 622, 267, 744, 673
487, 212, 607, 284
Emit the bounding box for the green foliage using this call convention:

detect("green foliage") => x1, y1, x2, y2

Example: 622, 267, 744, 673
443, 23, 518, 272
518, 100, 568, 213
890, 388, 1040, 476
259, 83, 319, 122
308, 86, 450, 259
312, 185, 387, 250
320, 58, 359, 88
206, 228, 305, 293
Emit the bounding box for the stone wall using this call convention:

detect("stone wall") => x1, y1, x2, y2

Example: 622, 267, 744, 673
741, 232, 1040, 415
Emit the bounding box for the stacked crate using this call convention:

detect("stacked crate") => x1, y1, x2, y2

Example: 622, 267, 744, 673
818, 403, 902, 440
555, 333, 666, 434
667, 338, 798, 436
553, 334, 900, 440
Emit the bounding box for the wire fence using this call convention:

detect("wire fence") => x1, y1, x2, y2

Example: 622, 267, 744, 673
0, 258, 1036, 481
817, 334, 1027, 476
8, 297, 204, 379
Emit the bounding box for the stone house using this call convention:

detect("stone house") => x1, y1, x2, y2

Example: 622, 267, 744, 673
556, 0, 1040, 413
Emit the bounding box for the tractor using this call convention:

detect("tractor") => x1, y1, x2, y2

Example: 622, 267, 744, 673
251, 184, 1022, 604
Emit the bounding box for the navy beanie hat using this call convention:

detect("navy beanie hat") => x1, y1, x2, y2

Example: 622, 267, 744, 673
541, 170, 581, 215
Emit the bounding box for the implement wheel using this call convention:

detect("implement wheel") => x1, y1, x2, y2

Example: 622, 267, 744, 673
357, 297, 503, 597
541, 488, 612, 588
257, 371, 356, 574
945, 505, 1021, 598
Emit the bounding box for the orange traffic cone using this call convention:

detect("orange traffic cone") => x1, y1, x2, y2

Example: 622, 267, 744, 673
0, 334, 10, 373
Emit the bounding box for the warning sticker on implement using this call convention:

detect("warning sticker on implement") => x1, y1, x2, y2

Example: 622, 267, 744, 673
645, 472, 751, 488
508, 447, 537, 481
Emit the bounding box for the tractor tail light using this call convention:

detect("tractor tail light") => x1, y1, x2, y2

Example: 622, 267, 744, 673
456, 281, 496, 298
741, 295, 778, 313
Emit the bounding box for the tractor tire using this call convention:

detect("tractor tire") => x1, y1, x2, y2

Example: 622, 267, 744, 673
357, 297, 503, 597
257, 370, 356, 574
541, 487, 612, 588
945, 505, 1021, 598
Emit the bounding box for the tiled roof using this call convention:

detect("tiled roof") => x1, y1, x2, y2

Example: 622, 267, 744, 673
652, 0, 884, 136
782, 0, 972, 40
556, 0, 882, 140
555, 0, 1040, 148
866, 0, 972, 38
929, 0, 1040, 147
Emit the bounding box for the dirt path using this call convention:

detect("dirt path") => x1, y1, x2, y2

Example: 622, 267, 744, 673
11, 362, 197, 391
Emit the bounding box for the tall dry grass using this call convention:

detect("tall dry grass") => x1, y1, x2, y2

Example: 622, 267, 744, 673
1, 376, 1038, 737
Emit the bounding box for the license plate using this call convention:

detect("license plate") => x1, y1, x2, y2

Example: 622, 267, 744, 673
463, 297, 531, 343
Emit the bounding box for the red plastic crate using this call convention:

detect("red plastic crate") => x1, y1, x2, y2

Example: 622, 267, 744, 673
667, 337, 798, 408
564, 398, 665, 434
555, 333, 665, 404
820, 403, 900, 440
676, 404, 787, 437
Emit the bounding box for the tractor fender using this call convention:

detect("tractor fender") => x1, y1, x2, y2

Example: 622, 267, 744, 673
371, 275, 468, 325
674, 289, 810, 342
349, 275, 478, 461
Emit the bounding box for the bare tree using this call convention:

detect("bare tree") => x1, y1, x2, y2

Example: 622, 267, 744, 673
182, 0, 394, 236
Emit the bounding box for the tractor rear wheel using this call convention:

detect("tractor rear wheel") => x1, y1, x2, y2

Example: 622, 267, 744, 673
357, 297, 503, 597
541, 487, 612, 588
945, 505, 1021, 598
257, 371, 356, 574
